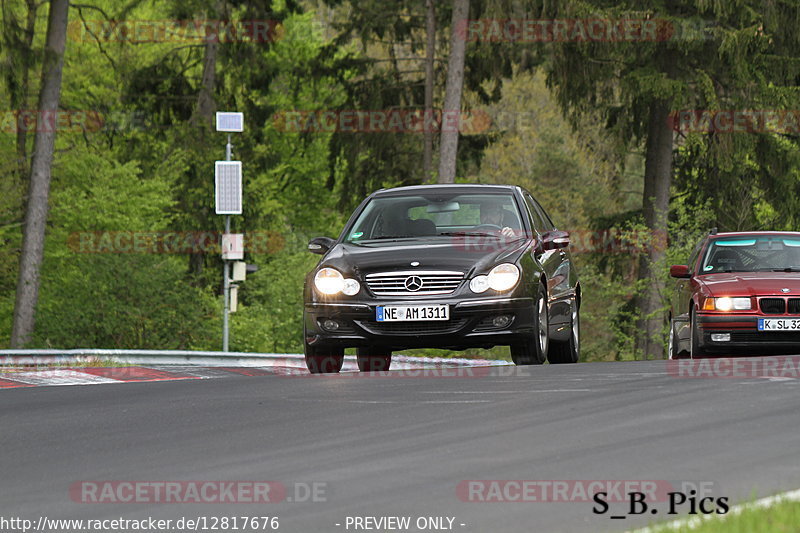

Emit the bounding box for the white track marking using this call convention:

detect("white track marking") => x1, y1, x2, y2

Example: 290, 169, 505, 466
7, 370, 120, 386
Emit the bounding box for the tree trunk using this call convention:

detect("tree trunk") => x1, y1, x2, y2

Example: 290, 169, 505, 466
11, 0, 70, 347
16, 0, 37, 175
437, 0, 468, 184
2, 0, 39, 179
188, 3, 222, 279
423, 0, 436, 182
191, 33, 219, 129
636, 99, 673, 359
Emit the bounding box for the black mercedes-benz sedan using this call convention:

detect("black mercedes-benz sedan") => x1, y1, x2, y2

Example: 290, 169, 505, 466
302, 184, 581, 373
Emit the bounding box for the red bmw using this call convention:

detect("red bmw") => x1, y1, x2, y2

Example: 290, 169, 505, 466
669, 231, 800, 358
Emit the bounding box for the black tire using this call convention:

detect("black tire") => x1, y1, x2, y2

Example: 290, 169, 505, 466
304, 338, 344, 374
548, 299, 579, 364
690, 311, 705, 358
356, 348, 392, 372
511, 284, 548, 365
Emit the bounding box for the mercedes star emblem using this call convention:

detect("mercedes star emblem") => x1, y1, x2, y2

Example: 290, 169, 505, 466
410, 261, 420, 267
782, 288, 791, 293
404, 276, 424, 292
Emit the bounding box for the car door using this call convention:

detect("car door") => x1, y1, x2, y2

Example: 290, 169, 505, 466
673, 238, 704, 321
672, 237, 705, 352
521, 191, 575, 325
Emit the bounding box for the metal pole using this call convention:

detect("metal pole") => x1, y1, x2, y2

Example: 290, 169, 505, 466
222, 134, 233, 352
223, 215, 230, 351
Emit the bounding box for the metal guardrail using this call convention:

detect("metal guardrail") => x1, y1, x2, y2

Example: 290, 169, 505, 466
0, 349, 508, 368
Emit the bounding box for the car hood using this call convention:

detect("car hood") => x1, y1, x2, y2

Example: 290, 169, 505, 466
321, 238, 530, 278
699, 272, 800, 297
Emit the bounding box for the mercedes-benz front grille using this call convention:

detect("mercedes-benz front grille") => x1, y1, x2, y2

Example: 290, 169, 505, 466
365, 270, 464, 296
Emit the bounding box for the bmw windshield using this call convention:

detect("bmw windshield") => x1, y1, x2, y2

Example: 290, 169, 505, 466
701, 236, 800, 273
343, 193, 524, 243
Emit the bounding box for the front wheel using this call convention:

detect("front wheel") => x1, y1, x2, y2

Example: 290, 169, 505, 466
304, 340, 344, 374
511, 284, 548, 365
548, 299, 579, 364
668, 318, 688, 359
356, 348, 392, 372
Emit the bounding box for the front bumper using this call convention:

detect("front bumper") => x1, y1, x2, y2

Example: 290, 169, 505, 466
304, 297, 536, 350
698, 314, 800, 351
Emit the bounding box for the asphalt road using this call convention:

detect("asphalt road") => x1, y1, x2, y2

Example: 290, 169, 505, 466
2, 358, 800, 533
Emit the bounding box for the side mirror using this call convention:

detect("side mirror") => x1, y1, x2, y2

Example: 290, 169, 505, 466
308, 237, 335, 255
542, 230, 570, 251
670, 265, 691, 278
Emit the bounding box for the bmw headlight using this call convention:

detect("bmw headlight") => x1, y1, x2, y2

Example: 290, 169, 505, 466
314, 268, 360, 296
488, 263, 520, 292
703, 296, 751, 311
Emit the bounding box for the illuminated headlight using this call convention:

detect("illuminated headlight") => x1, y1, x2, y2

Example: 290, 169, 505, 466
705, 297, 751, 311
314, 268, 344, 295
488, 263, 520, 292
314, 268, 359, 296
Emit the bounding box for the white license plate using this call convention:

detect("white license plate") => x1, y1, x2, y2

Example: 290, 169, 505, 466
758, 318, 800, 331
376, 305, 449, 322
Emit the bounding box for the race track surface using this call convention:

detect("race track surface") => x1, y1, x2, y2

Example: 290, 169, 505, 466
2, 358, 799, 532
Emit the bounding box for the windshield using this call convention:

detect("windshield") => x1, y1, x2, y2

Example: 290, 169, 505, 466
701, 236, 800, 273
344, 193, 523, 242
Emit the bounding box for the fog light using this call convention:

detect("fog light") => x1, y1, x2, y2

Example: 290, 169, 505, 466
492, 315, 512, 328
711, 333, 731, 342
322, 319, 340, 331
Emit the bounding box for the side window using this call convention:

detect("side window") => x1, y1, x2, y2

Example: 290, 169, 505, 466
523, 192, 555, 233
532, 200, 556, 232
522, 193, 545, 234
687, 238, 706, 273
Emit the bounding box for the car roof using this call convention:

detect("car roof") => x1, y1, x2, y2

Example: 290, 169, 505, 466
371, 184, 520, 197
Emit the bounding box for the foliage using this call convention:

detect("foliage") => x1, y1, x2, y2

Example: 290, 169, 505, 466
1, 0, 799, 361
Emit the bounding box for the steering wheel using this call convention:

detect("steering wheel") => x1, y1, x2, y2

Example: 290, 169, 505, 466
475, 224, 502, 231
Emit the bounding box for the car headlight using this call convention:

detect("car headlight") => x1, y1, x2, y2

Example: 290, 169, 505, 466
470, 275, 490, 294
471, 264, 520, 294
702, 297, 751, 311
314, 268, 360, 296
342, 278, 361, 296
488, 263, 520, 292
315, 268, 344, 295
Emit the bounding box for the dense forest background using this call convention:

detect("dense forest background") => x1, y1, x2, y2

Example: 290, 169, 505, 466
2, 0, 799, 360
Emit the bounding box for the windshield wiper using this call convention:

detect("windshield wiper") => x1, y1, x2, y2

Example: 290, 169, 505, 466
771, 267, 800, 272
438, 231, 499, 238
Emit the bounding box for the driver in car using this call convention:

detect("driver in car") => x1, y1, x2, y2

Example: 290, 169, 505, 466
480, 200, 517, 239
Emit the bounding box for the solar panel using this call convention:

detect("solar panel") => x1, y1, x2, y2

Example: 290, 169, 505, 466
215, 161, 242, 214
215, 112, 244, 132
